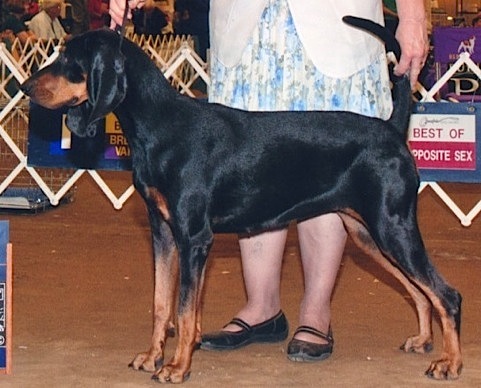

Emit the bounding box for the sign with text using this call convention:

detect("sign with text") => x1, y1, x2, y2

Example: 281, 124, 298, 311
0, 220, 12, 374
104, 114, 131, 160
410, 102, 481, 182
409, 114, 476, 170
433, 27, 481, 99
433, 27, 481, 63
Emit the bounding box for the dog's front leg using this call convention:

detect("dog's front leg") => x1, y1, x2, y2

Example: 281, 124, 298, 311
153, 237, 212, 383
130, 215, 178, 373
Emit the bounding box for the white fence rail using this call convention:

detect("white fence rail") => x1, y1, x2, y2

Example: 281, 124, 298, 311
0, 35, 480, 225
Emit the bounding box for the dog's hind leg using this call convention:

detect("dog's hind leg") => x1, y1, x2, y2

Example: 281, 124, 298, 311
339, 210, 462, 380
339, 213, 434, 354
130, 201, 179, 374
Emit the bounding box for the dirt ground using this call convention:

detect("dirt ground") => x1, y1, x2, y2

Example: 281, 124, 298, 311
1, 172, 481, 387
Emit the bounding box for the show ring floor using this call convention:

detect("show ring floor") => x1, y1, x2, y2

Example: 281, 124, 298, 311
2, 173, 481, 387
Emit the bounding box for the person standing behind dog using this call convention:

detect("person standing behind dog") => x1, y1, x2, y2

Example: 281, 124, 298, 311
28, 0, 69, 40
201, 0, 428, 362
1, 0, 37, 44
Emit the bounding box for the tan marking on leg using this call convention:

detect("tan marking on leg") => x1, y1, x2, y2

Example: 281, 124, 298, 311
339, 210, 461, 379
339, 211, 434, 353
155, 266, 207, 383
130, 237, 178, 373
195, 265, 207, 344
416, 285, 462, 380
146, 187, 171, 221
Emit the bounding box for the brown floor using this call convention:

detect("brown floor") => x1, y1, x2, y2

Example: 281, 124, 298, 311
1, 172, 481, 387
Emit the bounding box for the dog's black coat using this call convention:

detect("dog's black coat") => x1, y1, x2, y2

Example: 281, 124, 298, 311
21, 26, 462, 383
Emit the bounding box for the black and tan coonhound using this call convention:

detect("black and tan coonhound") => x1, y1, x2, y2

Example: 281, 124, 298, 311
21, 18, 462, 383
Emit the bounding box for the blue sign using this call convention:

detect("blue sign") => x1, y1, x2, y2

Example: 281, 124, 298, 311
0, 220, 9, 372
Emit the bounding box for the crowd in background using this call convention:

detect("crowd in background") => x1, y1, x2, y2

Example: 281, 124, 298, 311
0, 0, 209, 58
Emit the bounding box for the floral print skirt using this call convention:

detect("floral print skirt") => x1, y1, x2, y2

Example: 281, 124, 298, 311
208, 0, 393, 119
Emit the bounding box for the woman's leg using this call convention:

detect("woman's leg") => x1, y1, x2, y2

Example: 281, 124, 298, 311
222, 228, 288, 332
295, 213, 346, 343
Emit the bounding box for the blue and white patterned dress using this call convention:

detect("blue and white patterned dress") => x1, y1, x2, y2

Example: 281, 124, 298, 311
209, 0, 393, 119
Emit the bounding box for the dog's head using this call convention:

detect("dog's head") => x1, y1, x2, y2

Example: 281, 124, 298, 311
21, 29, 127, 137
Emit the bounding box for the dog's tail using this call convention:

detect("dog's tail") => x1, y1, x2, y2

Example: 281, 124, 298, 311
342, 16, 411, 138
342, 16, 401, 60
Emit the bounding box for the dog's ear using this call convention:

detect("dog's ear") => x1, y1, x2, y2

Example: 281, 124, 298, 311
66, 34, 127, 137
86, 48, 127, 133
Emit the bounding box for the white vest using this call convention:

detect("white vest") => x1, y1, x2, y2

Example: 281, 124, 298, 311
209, 0, 385, 78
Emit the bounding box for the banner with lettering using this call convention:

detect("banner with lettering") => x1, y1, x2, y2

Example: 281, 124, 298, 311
409, 102, 481, 182
433, 27, 481, 63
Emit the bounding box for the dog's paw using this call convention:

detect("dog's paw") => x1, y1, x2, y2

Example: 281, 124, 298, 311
400, 335, 433, 354
129, 351, 161, 373
152, 363, 191, 384
425, 357, 462, 380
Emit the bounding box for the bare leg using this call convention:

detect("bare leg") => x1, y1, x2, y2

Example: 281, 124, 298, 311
295, 213, 346, 344
222, 228, 287, 331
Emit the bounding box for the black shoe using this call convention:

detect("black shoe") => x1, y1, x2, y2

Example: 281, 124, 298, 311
200, 311, 289, 351
287, 325, 333, 362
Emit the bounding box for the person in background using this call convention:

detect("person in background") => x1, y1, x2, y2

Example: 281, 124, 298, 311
201, 0, 428, 363
88, 0, 108, 30
22, 0, 39, 22
132, 0, 167, 37
472, 15, 481, 27
66, 0, 89, 35
107, 0, 144, 30
28, 0, 69, 39
453, 17, 466, 27
174, 0, 209, 60
1, 0, 37, 44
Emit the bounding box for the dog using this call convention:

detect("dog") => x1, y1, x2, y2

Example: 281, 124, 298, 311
458, 36, 476, 55
21, 18, 462, 383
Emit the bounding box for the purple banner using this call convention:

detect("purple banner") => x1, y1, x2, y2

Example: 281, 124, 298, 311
434, 27, 481, 63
